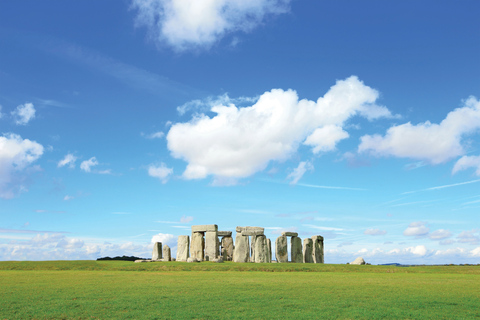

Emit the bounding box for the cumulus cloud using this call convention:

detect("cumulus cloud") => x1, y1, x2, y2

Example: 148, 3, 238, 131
80, 157, 98, 173
403, 221, 429, 237
457, 230, 479, 245
364, 228, 387, 236
151, 233, 177, 248
11, 103, 36, 125
148, 163, 173, 183
132, 0, 290, 51
167, 76, 391, 180
57, 153, 77, 168
287, 161, 313, 185
452, 155, 480, 176
359, 96, 480, 164
0, 134, 44, 199
177, 93, 258, 116
429, 229, 452, 240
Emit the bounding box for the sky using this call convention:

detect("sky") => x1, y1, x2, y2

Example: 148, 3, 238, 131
1, 0, 480, 264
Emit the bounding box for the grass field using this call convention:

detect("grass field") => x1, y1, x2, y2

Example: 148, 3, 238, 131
1, 261, 479, 319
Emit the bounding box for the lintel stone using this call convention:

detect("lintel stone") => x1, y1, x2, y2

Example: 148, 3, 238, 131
281, 232, 298, 237
236, 226, 264, 236
192, 224, 218, 233
217, 231, 232, 237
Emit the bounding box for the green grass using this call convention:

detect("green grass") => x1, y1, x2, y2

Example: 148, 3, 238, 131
1, 261, 479, 319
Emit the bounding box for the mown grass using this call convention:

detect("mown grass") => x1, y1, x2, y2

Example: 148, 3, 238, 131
1, 261, 479, 319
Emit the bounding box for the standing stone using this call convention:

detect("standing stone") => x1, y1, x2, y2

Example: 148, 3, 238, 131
250, 235, 257, 262
162, 245, 171, 261
176, 235, 190, 262
312, 235, 324, 264
267, 238, 272, 262
221, 236, 234, 261
275, 235, 288, 263
233, 233, 250, 263
152, 242, 162, 260
303, 238, 314, 263
291, 236, 303, 263
191, 232, 205, 261
205, 231, 219, 261
254, 235, 269, 263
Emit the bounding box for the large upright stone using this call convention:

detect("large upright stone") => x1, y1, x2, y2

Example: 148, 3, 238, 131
205, 231, 219, 261
250, 235, 257, 262
254, 235, 269, 263
221, 236, 234, 261
303, 238, 314, 263
152, 242, 162, 260
267, 238, 272, 262
291, 236, 303, 263
191, 232, 205, 261
192, 224, 218, 233
233, 234, 250, 263
163, 245, 171, 261
275, 235, 288, 263
176, 235, 190, 262
312, 235, 324, 264
236, 226, 264, 236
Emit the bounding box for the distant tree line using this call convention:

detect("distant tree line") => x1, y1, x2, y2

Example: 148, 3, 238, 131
97, 255, 146, 261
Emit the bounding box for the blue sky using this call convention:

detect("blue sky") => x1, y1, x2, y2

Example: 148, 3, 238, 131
1, 0, 480, 264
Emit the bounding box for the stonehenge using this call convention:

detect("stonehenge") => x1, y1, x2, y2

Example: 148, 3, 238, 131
148, 224, 325, 264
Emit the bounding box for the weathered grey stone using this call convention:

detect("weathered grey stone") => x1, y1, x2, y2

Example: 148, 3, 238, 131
162, 245, 171, 261
152, 242, 162, 260
205, 231, 219, 261
176, 235, 190, 262
212, 256, 224, 263
250, 235, 257, 262
217, 231, 232, 237
350, 257, 366, 265
291, 236, 303, 263
282, 232, 299, 237
191, 232, 205, 261
233, 233, 250, 263
267, 238, 272, 263
303, 238, 314, 263
275, 235, 288, 263
191, 224, 218, 233
312, 235, 324, 264
254, 235, 270, 263
187, 257, 199, 263
236, 226, 264, 236
134, 259, 151, 263
221, 236, 234, 261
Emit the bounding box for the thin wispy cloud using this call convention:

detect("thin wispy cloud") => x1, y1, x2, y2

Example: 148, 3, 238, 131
302, 224, 344, 231
297, 183, 367, 191
402, 179, 480, 194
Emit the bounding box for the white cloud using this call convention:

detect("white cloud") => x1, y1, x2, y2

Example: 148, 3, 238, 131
429, 229, 452, 240
0, 133, 44, 199
470, 247, 480, 257
287, 161, 313, 185
403, 221, 429, 237
303, 125, 349, 154
143, 131, 165, 139
359, 96, 480, 164
457, 230, 479, 245
151, 233, 177, 248
167, 76, 391, 180
132, 0, 290, 51
80, 157, 98, 173
364, 228, 387, 236
180, 215, 193, 223
63, 195, 74, 201
406, 245, 428, 256
148, 163, 173, 183
177, 93, 258, 115
57, 153, 77, 168
452, 155, 480, 176
11, 103, 36, 125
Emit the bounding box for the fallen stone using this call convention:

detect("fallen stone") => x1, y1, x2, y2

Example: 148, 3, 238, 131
176, 235, 190, 262
236, 226, 264, 236
187, 257, 199, 263
152, 242, 162, 260
312, 235, 324, 264
191, 232, 205, 261
282, 232, 299, 237
212, 257, 224, 263
303, 238, 313, 263
254, 235, 269, 263
163, 245, 171, 261
275, 235, 288, 263
134, 259, 151, 263
205, 231, 219, 261
192, 224, 218, 233
233, 233, 250, 263
350, 257, 366, 265
291, 236, 303, 263
217, 231, 232, 237
221, 236, 234, 261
